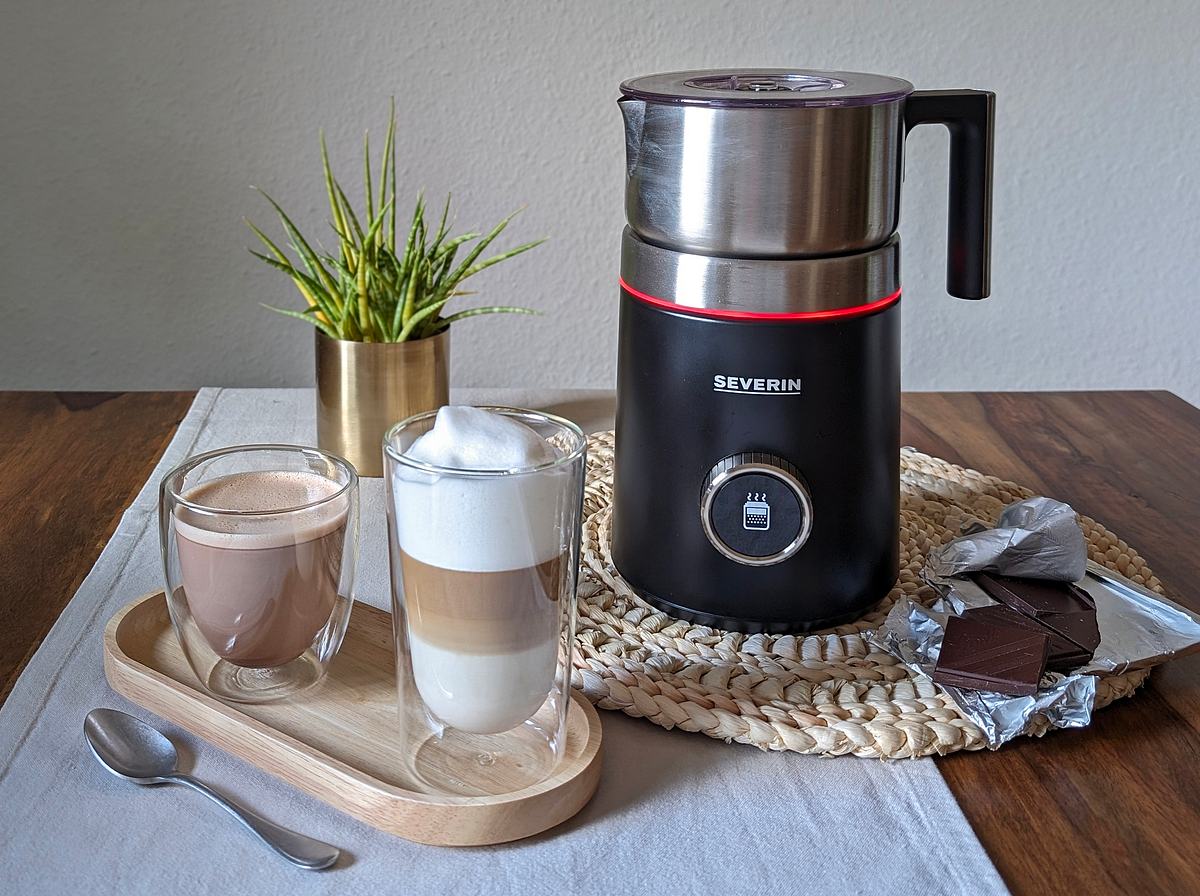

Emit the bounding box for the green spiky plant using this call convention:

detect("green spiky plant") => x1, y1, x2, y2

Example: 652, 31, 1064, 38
246, 103, 543, 342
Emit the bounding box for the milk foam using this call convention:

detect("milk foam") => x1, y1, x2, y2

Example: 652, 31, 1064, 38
405, 406, 557, 471
392, 407, 566, 572
409, 631, 558, 733
175, 471, 348, 550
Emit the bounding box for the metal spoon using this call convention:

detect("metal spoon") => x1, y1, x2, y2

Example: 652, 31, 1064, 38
84, 708, 340, 870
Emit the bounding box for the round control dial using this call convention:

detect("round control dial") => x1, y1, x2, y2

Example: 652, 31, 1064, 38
700, 453, 813, 566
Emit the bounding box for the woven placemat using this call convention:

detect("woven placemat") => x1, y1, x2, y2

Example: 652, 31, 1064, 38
571, 431, 1161, 758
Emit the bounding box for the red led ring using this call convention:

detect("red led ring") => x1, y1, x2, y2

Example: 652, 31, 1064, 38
620, 277, 901, 322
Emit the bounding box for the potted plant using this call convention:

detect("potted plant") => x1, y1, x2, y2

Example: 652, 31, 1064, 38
246, 104, 543, 476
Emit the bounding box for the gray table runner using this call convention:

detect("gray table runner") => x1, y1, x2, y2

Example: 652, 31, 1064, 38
0, 388, 1007, 895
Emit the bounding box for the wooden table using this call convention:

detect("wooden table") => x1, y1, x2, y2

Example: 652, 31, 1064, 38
1, 390, 1197, 895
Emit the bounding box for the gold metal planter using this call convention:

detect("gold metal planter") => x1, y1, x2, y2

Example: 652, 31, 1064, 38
315, 329, 450, 476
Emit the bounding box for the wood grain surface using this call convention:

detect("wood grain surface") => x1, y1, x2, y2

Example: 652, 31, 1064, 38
903, 392, 1200, 896
1, 389, 1197, 892
0, 391, 194, 706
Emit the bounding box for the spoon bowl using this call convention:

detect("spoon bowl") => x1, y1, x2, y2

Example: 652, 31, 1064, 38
85, 708, 178, 782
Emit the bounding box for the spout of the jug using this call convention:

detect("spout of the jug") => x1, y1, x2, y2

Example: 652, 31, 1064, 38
618, 96, 646, 179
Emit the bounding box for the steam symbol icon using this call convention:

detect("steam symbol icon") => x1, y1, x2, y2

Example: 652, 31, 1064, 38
743, 498, 771, 531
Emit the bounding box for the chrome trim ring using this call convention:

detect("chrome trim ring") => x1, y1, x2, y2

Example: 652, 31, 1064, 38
699, 457, 814, 567
622, 227, 900, 315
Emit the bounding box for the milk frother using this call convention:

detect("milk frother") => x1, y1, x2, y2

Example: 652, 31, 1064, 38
611, 69, 994, 632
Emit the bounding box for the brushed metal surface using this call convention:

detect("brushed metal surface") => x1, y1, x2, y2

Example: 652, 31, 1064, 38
621, 227, 900, 314
315, 330, 449, 477
621, 95, 905, 257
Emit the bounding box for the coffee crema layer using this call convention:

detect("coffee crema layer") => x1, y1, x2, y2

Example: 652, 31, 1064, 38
399, 550, 563, 653
175, 471, 348, 668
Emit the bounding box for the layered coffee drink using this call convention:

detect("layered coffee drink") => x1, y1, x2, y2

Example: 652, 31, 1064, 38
391, 407, 569, 734
174, 470, 349, 668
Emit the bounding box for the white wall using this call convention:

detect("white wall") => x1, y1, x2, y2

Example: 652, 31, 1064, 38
2, 0, 1198, 402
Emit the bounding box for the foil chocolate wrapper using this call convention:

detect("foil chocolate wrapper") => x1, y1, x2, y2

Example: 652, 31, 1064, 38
874, 497, 1200, 748
926, 496, 1088, 582
873, 596, 1096, 748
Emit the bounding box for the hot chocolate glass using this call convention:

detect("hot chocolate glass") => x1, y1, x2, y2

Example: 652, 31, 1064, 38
384, 407, 586, 796
160, 445, 358, 703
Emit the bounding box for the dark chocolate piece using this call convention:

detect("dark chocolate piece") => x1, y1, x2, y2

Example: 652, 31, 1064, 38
964, 604, 1092, 672
1046, 646, 1093, 673
931, 669, 1032, 695
1037, 609, 1102, 654
933, 614, 1050, 697
973, 572, 1093, 618
1071, 583, 1097, 611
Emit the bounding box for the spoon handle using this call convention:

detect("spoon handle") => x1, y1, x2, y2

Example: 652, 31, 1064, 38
165, 773, 340, 870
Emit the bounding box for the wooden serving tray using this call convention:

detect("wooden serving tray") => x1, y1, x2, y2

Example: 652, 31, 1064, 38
102, 592, 603, 846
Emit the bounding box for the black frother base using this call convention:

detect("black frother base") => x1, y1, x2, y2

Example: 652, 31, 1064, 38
628, 585, 890, 635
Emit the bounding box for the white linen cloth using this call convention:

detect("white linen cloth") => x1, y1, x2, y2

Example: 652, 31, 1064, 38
0, 388, 1008, 895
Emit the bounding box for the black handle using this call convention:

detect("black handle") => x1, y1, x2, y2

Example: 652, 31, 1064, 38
904, 89, 994, 300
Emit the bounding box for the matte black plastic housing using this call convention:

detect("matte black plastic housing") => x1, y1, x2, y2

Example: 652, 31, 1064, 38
904, 90, 995, 300
611, 291, 901, 633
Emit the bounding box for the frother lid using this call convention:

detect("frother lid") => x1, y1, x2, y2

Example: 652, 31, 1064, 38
620, 69, 913, 108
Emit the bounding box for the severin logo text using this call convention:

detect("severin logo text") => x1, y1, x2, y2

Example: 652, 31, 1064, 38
713, 375, 802, 395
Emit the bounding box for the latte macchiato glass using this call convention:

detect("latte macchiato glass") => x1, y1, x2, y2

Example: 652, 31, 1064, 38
159, 445, 358, 703
384, 407, 586, 796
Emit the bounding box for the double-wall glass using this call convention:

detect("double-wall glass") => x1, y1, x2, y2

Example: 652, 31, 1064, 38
159, 445, 358, 703
383, 408, 586, 796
